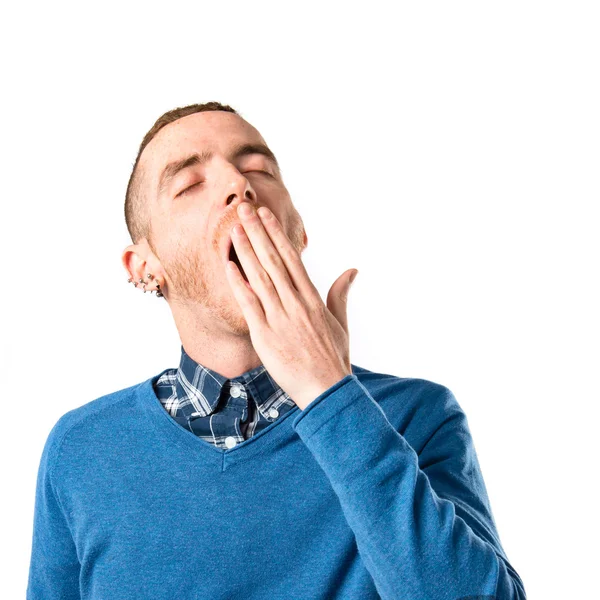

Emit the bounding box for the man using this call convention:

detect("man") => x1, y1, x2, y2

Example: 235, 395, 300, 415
26, 102, 527, 599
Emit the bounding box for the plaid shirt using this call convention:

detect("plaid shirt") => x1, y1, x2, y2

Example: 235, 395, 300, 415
154, 344, 297, 450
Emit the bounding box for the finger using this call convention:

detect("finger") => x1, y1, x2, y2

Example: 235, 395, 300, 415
225, 256, 267, 326
230, 222, 284, 315
256, 206, 320, 303
237, 204, 299, 308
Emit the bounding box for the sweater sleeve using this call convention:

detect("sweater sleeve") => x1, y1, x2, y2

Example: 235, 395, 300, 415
27, 417, 81, 600
291, 374, 527, 600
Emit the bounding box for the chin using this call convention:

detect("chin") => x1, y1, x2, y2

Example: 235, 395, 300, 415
227, 313, 251, 336
216, 292, 250, 336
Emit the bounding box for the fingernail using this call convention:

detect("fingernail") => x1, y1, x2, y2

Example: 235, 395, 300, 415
349, 270, 358, 285
239, 203, 253, 216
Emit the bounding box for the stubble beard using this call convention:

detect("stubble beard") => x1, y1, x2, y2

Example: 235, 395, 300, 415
162, 216, 306, 337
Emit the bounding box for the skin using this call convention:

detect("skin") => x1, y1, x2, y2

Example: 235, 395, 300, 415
122, 110, 357, 406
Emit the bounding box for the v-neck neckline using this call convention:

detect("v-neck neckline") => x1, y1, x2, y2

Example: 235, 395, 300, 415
139, 367, 303, 465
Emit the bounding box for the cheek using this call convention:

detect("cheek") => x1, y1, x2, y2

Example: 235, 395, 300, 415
159, 226, 202, 264
171, 215, 210, 246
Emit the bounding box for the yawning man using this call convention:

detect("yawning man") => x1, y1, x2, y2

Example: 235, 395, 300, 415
27, 101, 527, 600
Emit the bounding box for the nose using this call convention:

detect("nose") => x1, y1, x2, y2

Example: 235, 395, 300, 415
225, 180, 257, 213
227, 192, 257, 216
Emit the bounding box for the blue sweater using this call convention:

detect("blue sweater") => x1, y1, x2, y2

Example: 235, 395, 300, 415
27, 364, 527, 599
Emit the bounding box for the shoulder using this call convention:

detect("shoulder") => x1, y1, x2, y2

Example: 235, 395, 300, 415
58, 380, 141, 432
40, 377, 147, 474
350, 363, 465, 452
351, 363, 460, 411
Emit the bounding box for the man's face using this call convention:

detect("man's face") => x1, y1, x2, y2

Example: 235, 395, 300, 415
138, 110, 307, 335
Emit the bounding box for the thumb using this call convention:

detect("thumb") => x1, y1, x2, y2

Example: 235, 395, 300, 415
326, 269, 358, 334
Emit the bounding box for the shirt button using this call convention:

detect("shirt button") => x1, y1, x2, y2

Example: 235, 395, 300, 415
225, 436, 237, 449
268, 408, 279, 419
230, 384, 242, 398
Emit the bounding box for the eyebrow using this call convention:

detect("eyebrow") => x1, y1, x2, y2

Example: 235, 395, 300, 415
156, 142, 280, 196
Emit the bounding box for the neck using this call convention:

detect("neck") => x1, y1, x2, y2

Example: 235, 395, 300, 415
169, 302, 262, 379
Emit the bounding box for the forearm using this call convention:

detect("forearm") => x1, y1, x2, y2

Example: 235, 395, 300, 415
292, 374, 526, 600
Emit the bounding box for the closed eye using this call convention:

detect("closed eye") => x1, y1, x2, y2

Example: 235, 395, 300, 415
175, 170, 273, 198
175, 181, 203, 197
247, 170, 273, 177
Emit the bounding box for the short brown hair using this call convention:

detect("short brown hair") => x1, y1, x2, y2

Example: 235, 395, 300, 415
124, 101, 239, 249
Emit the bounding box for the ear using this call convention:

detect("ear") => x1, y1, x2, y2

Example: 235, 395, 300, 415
121, 241, 165, 292
121, 243, 144, 280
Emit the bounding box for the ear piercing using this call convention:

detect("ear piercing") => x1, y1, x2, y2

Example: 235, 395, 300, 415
127, 273, 163, 297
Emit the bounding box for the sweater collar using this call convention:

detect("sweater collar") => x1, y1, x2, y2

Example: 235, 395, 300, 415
174, 344, 291, 418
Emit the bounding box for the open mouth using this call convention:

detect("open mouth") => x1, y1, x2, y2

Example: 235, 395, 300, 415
228, 241, 249, 282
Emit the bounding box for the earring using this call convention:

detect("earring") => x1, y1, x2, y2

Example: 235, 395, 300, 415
127, 273, 163, 297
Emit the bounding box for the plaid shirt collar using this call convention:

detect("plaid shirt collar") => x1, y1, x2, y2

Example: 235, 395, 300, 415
171, 344, 293, 419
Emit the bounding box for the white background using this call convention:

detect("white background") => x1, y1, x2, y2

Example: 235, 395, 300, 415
1, 2, 598, 598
